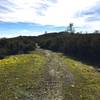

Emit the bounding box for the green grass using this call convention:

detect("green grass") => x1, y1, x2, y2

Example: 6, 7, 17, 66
0, 50, 100, 100
0, 51, 46, 100
63, 55, 100, 100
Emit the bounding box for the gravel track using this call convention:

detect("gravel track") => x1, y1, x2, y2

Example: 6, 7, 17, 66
32, 49, 75, 100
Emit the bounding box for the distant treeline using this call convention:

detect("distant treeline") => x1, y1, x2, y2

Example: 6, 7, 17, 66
0, 36, 36, 59
36, 32, 100, 67
0, 32, 100, 67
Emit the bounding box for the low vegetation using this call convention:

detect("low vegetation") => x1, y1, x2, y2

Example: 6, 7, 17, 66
63, 55, 100, 100
37, 32, 100, 67
1, 32, 100, 67
0, 49, 100, 100
0, 32, 100, 99
0, 36, 36, 59
0, 51, 46, 99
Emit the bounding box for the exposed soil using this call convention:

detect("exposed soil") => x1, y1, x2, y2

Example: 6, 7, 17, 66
32, 49, 75, 100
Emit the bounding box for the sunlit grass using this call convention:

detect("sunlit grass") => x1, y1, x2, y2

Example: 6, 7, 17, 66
0, 50, 100, 100
0, 52, 46, 99
63, 56, 100, 100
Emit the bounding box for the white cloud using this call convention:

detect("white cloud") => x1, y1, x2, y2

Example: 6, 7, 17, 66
0, 0, 100, 31
37, 0, 99, 26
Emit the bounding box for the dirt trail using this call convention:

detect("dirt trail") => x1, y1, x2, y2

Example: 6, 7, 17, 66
32, 49, 75, 100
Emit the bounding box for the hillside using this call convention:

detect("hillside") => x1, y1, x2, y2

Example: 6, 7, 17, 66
1, 33, 100, 68
0, 48, 100, 100
36, 32, 100, 67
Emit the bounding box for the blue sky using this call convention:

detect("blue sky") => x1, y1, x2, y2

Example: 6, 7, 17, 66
0, 0, 100, 37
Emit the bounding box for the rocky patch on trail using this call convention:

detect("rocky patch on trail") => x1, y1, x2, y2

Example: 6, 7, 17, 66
31, 49, 75, 100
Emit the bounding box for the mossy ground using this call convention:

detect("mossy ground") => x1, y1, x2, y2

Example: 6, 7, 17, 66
0, 50, 100, 100
62, 55, 100, 100
0, 51, 46, 100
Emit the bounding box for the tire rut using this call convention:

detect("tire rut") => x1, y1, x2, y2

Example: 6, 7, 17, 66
32, 49, 75, 100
